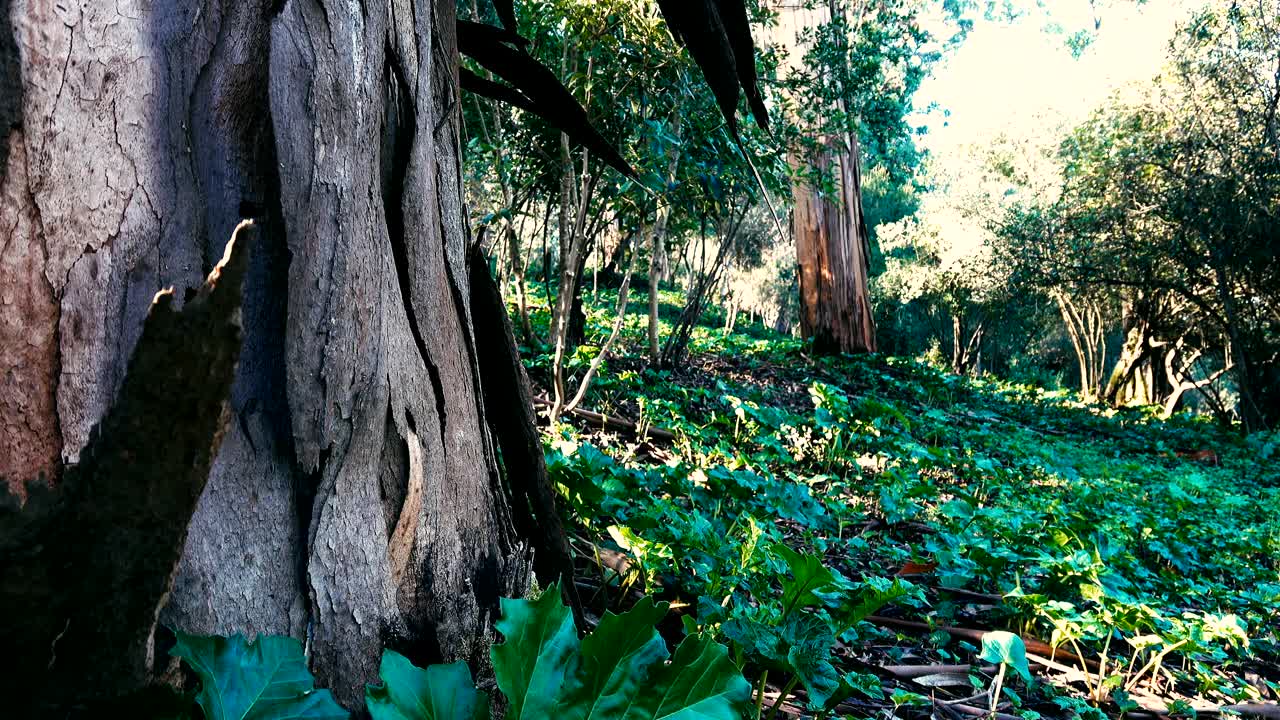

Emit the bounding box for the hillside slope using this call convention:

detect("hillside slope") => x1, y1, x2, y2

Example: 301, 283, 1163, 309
521, 293, 1280, 718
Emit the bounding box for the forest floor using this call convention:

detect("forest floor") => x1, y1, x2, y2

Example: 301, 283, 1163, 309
518, 289, 1280, 719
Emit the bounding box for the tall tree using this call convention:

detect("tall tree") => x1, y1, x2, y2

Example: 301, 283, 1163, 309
770, 0, 932, 354
0, 0, 566, 711
0, 0, 773, 712
791, 135, 878, 353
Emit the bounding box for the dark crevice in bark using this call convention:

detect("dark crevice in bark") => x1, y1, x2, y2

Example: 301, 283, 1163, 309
469, 244, 584, 628
0, 0, 21, 187
249, 110, 316, 627
378, 399, 409, 537
301, 446, 328, 562
383, 46, 450, 452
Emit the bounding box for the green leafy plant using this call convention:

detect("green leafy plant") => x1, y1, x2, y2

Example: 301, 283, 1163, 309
169, 631, 347, 720
366, 653, 488, 720
980, 631, 1032, 715
171, 585, 750, 720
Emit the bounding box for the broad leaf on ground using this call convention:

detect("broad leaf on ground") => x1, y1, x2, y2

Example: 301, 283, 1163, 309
979, 631, 1032, 683
492, 583, 749, 720
559, 596, 671, 720
836, 578, 914, 633
366, 651, 487, 720
638, 634, 754, 720
492, 582, 581, 720
775, 544, 837, 615
779, 614, 841, 709
169, 630, 348, 720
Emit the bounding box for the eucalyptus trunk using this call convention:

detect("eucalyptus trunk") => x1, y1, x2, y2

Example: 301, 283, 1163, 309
791, 135, 877, 355
0, 0, 563, 711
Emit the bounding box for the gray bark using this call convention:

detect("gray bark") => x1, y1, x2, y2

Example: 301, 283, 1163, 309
2, 0, 538, 709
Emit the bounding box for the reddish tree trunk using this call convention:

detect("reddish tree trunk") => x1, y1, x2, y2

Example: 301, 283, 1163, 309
792, 135, 877, 354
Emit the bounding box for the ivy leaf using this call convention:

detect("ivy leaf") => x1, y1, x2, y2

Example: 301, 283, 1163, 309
492, 583, 581, 720
559, 596, 672, 720
366, 651, 488, 720
775, 544, 836, 615
169, 631, 348, 720
979, 631, 1032, 683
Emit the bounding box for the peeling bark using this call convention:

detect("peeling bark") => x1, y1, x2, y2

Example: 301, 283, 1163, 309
791, 136, 877, 355
0, 222, 253, 712
0, 129, 60, 495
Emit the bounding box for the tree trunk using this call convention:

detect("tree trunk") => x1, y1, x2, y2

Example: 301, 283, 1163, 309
791, 135, 877, 355
647, 117, 681, 365
0, 0, 560, 711
647, 217, 666, 364
1053, 290, 1106, 401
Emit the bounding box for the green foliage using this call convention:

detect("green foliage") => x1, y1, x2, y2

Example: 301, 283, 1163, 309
539, 286, 1280, 715
980, 631, 1032, 684
171, 586, 749, 720
366, 654, 488, 720
492, 584, 581, 719
492, 584, 752, 720
168, 631, 347, 720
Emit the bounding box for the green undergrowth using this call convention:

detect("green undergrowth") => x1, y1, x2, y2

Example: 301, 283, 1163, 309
521, 286, 1280, 718
160, 582, 751, 720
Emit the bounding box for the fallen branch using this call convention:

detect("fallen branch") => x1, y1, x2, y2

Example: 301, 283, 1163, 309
881, 664, 995, 679
866, 615, 1099, 670
533, 396, 676, 442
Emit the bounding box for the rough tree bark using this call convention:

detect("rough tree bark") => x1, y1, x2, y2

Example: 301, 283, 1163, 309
1, 0, 567, 710
791, 135, 878, 355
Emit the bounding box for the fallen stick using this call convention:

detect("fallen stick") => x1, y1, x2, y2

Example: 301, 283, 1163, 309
948, 702, 1023, 720
533, 396, 677, 442
866, 615, 1099, 670
882, 664, 996, 679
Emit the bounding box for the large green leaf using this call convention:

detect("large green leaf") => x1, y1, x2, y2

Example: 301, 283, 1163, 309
722, 613, 839, 710
779, 614, 840, 710
169, 631, 348, 720
492, 583, 581, 720
775, 545, 837, 615
559, 596, 671, 720
638, 634, 754, 720
366, 651, 488, 720
836, 578, 914, 633
979, 631, 1032, 683
720, 618, 784, 665
492, 583, 750, 720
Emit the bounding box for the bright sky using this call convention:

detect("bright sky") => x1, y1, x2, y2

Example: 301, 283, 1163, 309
913, 0, 1199, 159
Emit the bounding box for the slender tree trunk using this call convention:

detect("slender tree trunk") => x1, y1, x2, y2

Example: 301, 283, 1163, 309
1053, 291, 1107, 401
662, 210, 745, 366
648, 116, 681, 365
0, 0, 564, 710
951, 314, 964, 372
647, 217, 665, 363
550, 152, 600, 419
486, 100, 534, 341
791, 135, 877, 355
